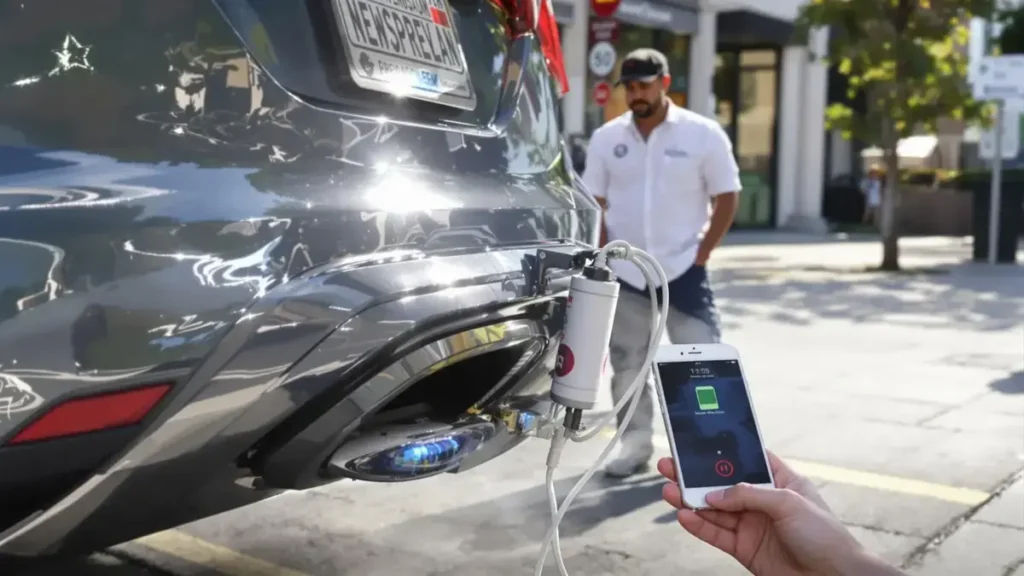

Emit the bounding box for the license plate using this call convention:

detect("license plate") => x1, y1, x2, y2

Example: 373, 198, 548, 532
332, 0, 478, 111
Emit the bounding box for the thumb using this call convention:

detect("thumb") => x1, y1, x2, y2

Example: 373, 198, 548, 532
705, 484, 800, 519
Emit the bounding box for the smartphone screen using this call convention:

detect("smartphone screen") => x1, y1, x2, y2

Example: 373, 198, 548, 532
657, 359, 771, 488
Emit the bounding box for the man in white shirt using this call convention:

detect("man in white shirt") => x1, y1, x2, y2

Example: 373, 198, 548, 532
582, 48, 741, 478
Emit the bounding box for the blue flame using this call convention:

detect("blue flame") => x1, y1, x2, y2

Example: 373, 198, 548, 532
348, 425, 494, 479
390, 436, 463, 471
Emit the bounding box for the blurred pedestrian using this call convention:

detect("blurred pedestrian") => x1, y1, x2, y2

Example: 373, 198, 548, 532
861, 164, 884, 226
581, 48, 741, 478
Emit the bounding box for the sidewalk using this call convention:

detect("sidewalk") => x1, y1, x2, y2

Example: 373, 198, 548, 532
718, 233, 1024, 272
908, 477, 1024, 575
709, 235, 1024, 334
711, 233, 1024, 575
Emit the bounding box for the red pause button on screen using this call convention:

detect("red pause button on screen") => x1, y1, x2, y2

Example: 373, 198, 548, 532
714, 459, 734, 478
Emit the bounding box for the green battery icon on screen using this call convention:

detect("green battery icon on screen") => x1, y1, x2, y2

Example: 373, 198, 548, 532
695, 386, 719, 411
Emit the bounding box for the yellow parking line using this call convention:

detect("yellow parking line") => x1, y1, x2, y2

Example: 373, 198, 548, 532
135, 529, 312, 576
785, 459, 989, 506
602, 429, 991, 506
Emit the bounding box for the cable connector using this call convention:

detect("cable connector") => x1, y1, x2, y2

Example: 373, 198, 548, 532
562, 408, 583, 433
546, 427, 567, 469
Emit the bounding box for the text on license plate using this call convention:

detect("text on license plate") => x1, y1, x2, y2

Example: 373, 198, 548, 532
341, 0, 465, 74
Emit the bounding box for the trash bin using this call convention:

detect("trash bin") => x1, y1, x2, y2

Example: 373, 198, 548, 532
972, 179, 1024, 263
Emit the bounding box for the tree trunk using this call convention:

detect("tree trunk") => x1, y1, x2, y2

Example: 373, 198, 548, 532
879, 130, 901, 271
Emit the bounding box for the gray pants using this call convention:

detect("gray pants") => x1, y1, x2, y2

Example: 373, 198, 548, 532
609, 286, 720, 439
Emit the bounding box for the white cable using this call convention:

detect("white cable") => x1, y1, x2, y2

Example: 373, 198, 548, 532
534, 243, 670, 576
568, 248, 664, 442
544, 462, 570, 576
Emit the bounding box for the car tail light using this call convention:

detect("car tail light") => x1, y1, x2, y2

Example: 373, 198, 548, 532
496, 0, 569, 96
6, 383, 172, 445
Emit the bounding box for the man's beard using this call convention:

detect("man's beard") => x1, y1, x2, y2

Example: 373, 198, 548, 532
629, 99, 658, 118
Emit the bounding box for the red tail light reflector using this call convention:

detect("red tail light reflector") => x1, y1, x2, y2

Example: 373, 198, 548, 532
538, 0, 568, 96
495, 0, 569, 96
6, 383, 172, 445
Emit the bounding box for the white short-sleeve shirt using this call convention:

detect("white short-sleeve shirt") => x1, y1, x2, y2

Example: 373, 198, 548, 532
581, 103, 742, 290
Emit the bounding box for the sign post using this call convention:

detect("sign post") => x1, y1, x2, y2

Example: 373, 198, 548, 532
972, 49, 1024, 264
990, 102, 1004, 265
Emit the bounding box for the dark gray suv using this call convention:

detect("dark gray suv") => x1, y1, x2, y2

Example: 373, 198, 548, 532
0, 0, 597, 560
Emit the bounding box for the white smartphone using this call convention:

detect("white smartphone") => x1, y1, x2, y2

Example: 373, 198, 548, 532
652, 343, 775, 510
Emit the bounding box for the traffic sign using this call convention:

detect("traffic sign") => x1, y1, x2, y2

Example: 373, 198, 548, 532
593, 81, 612, 106
590, 0, 621, 18
589, 18, 619, 44
980, 100, 1022, 160
588, 41, 617, 77
972, 55, 1024, 101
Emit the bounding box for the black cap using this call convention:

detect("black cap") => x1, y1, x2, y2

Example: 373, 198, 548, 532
616, 48, 668, 85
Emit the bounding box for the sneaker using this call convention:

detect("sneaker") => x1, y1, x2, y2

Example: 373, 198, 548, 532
604, 433, 654, 479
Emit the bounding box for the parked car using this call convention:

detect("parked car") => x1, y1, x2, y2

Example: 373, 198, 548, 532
0, 0, 596, 561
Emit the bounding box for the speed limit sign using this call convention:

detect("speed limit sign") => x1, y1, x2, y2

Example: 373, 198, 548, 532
588, 41, 617, 77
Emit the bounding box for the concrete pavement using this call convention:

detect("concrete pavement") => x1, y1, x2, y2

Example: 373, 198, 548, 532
15, 236, 1024, 575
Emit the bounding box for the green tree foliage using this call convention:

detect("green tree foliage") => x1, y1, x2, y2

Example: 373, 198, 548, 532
794, 0, 995, 270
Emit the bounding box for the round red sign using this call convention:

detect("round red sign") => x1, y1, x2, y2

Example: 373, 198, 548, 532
590, 0, 621, 19
593, 81, 612, 106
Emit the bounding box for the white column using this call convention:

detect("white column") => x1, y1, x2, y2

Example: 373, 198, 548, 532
560, 0, 589, 135
786, 27, 830, 233
775, 45, 804, 227
687, 7, 717, 118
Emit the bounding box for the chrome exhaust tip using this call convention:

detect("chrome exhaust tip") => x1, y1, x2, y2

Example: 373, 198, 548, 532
325, 419, 497, 482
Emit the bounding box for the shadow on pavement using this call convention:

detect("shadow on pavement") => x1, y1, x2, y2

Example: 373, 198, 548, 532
990, 371, 1024, 395
170, 471, 676, 575
356, 470, 669, 555
711, 262, 1024, 332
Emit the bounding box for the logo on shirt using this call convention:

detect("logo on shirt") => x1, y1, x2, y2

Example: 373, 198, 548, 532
613, 144, 628, 158
665, 148, 689, 158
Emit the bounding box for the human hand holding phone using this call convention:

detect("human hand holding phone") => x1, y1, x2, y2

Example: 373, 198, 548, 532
659, 451, 906, 576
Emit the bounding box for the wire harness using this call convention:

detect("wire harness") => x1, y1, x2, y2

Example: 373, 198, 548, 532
534, 240, 670, 576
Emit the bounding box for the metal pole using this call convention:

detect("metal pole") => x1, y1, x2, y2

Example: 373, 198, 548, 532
988, 102, 1004, 264
984, 16, 1003, 265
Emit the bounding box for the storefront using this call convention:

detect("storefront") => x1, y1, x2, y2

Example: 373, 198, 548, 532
711, 10, 792, 228
713, 48, 779, 228
583, 0, 699, 134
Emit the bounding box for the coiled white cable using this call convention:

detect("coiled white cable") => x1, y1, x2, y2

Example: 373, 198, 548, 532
534, 240, 670, 576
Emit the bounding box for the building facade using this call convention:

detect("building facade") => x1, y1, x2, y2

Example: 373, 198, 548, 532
559, 0, 831, 231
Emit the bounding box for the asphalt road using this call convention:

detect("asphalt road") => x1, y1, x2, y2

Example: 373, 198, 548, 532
11, 237, 1024, 576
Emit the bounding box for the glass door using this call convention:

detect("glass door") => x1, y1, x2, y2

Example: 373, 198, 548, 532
714, 49, 779, 228
713, 52, 737, 144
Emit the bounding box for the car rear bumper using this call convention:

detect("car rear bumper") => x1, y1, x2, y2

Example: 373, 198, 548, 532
0, 242, 584, 557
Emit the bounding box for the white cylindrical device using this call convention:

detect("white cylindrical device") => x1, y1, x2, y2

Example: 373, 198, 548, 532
550, 271, 619, 411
